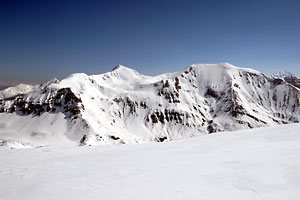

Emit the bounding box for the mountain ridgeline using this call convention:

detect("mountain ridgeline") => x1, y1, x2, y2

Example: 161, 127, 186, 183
0, 63, 299, 147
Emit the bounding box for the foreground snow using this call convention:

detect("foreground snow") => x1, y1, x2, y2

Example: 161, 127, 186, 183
0, 124, 300, 200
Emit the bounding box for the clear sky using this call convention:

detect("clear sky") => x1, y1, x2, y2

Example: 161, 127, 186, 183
0, 0, 299, 84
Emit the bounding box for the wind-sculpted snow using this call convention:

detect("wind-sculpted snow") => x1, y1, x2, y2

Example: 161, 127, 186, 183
0, 63, 299, 147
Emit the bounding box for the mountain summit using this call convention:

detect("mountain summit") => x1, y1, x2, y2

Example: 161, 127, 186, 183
0, 63, 299, 148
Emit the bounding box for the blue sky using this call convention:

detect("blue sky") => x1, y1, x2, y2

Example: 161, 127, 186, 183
0, 0, 299, 84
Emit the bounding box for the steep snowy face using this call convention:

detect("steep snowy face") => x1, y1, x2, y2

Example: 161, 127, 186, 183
0, 63, 299, 147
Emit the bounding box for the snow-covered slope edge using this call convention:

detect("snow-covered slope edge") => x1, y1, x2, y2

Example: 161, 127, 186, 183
0, 63, 299, 147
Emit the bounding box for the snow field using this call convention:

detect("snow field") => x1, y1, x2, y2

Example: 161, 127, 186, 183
0, 123, 299, 200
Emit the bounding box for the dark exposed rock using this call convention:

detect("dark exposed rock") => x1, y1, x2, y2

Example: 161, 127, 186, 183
207, 121, 220, 133
113, 97, 138, 114
272, 91, 277, 102
233, 83, 240, 89
271, 78, 284, 86
284, 76, 300, 89
0, 88, 83, 119
110, 135, 120, 140
174, 77, 181, 91
149, 109, 190, 125
157, 136, 167, 142
140, 101, 147, 109
246, 113, 267, 124
150, 113, 158, 123
205, 88, 219, 99
158, 87, 180, 103
163, 80, 170, 88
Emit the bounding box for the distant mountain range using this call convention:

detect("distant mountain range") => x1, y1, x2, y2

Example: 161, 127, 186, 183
270, 70, 295, 79
0, 63, 299, 148
269, 71, 300, 89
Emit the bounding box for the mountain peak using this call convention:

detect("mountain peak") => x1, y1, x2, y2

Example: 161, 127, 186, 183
111, 64, 142, 80
112, 64, 132, 71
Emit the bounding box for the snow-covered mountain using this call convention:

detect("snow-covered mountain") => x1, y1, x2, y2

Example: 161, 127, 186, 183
0, 83, 39, 99
270, 70, 295, 79
0, 63, 299, 147
270, 70, 300, 89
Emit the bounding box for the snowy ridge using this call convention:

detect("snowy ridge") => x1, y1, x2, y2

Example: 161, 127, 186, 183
0, 63, 299, 147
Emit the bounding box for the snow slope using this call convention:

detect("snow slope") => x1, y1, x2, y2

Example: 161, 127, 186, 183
0, 63, 299, 147
0, 123, 299, 200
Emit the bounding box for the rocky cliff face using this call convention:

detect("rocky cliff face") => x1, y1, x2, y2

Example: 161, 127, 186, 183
0, 63, 299, 147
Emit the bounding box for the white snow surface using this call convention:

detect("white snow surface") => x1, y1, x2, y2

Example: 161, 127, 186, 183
0, 123, 299, 200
